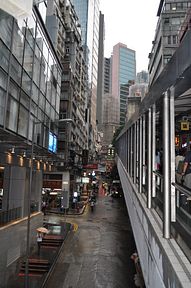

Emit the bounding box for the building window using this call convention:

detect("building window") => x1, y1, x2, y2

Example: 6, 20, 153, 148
168, 35, 171, 44
171, 17, 181, 25
171, 3, 177, 10
172, 35, 177, 44
164, 18, 169, 24
164, 54, 171, 64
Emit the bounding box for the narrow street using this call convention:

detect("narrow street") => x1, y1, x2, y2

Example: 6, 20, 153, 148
44, 186, 137, 288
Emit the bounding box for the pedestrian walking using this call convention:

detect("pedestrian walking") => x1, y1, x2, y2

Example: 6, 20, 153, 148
90, 200, 95, 212
41, 201, 46, 215
36, 232, 43, 255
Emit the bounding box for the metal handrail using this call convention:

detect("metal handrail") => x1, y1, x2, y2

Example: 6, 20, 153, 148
153, 171, 163, 178
172, 182, 191, 197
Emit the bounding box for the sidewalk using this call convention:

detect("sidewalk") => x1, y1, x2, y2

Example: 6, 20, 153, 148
5, 200, 88, 288
46, 199, 88, 216
6, 221, 71, 288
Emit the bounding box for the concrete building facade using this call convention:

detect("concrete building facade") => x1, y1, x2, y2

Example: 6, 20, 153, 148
148, 0, 191, 86
71, 0, 100, 159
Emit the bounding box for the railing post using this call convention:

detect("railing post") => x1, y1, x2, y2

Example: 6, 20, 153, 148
133, 122, 137, 183
151, 104, 156, 197
163, 91, 171, 239
130, 126, 133, 177
147, 108, 152, 209
139, 117, 143, 193
170, 86, 176, 222
142, 115, 146, 186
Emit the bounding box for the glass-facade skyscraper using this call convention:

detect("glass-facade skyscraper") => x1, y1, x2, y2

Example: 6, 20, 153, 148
111, 43, 136, 125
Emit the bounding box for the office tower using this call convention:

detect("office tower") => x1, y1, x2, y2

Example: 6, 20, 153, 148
100, 57, 119, 148
96, 12, 104, 129
148, 0, 191, 86
136, 70, 149, 84
71, 0, 100, 157
111, 43, 136, 125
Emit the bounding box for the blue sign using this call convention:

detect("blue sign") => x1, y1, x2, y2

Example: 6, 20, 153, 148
48, 132, 57, 153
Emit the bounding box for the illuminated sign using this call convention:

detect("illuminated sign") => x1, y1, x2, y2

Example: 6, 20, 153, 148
181, 121, 189, 131
48, 132, 57, 153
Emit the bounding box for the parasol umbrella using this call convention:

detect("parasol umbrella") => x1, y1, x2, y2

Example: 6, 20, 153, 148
36, 227, 49, 234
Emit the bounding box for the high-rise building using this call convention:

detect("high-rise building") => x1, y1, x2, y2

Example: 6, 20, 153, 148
96, 12, 104, 129
148, 0, 191, 86
102, 93, 120, 146
71, 0, 100, 158
136, 70, 149, 84
111, 43, 136, 125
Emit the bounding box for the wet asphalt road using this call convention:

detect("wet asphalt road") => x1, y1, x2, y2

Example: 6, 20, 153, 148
44, 191, 137, 288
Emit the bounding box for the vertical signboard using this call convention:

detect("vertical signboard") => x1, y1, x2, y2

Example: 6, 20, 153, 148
61, 190, 69, 209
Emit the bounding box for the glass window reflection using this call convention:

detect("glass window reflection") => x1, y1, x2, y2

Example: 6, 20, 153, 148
0, 10, 13, 49
40, 56, 47, 94
39, 92, 45, 110
9, 81, 19, 100
37, 2, 47, 24
31, 100, 38, 117
23, 41, 34, 77
12, 21, 25, 64
0, 68, 7, 90
33, 55, 41, 85
0, 88, 6, 126
18, 105, 28, 137
6, 96, 18, 132
10, 56, 22, 85
22, 70, 32, 94
0, 40, 10, 72
31, 83, 39, 103
20, 90, 30, 108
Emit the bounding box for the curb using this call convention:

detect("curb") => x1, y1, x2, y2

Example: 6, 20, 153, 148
45, 203, 87, 217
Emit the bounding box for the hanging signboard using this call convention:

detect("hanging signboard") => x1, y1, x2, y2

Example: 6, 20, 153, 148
181, 121, 189, 131
60, 190, 69, 209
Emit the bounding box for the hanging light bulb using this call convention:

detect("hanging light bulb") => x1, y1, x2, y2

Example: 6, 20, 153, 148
23, 151, 26, 157
11, 147, 15, 154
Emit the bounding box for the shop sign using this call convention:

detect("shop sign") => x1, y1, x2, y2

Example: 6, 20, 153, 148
181, 121, 189, 130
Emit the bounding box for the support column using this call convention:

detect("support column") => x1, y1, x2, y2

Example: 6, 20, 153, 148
130, 127, 133, 177
133, 123, 137, 183
139, 117, 143, 193
142, 115, 146, 186
147, 109, 152, 209
3, 166, 26, 217
163, 91, 171, 239
151, 104, 156, 197
127, 129, 130, 174
170, 86, 176, 222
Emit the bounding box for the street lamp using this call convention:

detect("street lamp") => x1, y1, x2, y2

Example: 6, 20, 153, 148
25, 118, 73, 287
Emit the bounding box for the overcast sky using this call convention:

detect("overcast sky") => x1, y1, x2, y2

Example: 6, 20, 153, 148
100, 0, 160, 72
